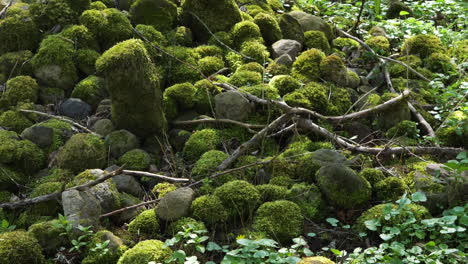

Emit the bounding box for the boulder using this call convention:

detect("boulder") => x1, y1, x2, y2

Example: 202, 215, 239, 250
59, 98, 92, 120
215, 91, 253, 121
289, 11, 334, 41
20, 126, 54, 148
156, 187, 195, 221
62, 189, 102, 228
107, 166, 144, 197
92, 118, 115, 137
271, 39, 302, 59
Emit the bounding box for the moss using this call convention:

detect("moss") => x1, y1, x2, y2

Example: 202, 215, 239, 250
0, 231, 46, 264
0, 51, 34, 79
61, 25, 99, 50
129, 0, 177, 32
181, 0, 242, 42
283, 81, 328, 112
319, 55, 348, 87
168, 26, 193, 46
193, 79, 222, 114
71, 75, 107, 109
198, 56, 225, 76
29, 0, 76, 31
0, 131, 45, 174
29, 181, 63, 216
279, 13, 304, 44
240, 40, 270, 64
167, 217, 206, 236
435, 111, 467, 148
354, 203, 429, 233
253, 13, 282, 45
256, 184, 288, 202
377, 92, 411, 130
117, 239, 171, 264
128, 209, 160, 240
56, 133, 106, 173
237, 62, 264, 74
292, 49, 326, 82
193, 45, 224, 58
388, 55, 423, 78
164, 82, 197, 113
298, 256, 335, 264
269, 176, 295, 188
118, 149, 151, 171
304, 30, 330, 54
96, 39, 167, 137
241, 84, 280, 100
333, 37, 359, 51
230, 21, 263, 49
401, 34, 444, 59
0, 191, 11, 203
152, 182, 177, 198
225, 51, 244, 72
214, 180, 261, 219
450, 39, 468, 63
0, 10, 40, 54
208, 31, 234, 50
80, 8, 133, 50
316, 164, 371, 209
192, 150, 228, 178
31, 35, 78, 90
90, 1, 107, 10
253, 200, 303, 243
424, 52, 457, 74
28, 220, 69, 256
358, 168, 385, 187
160, 46, 201, 85
74, 49, 100, 75
82, 230, 127, 264
374, 177, 408, 202
269, 75, 301, 96
287, 183, 325, 220
134, 24, 167, 45
183, 129, 222, 162
327, 86, 352, 115
386, 120, 420, 139
0, 110, 32, 133
33, 119, 73, 153
228, 70, 262, 87
365, 36, 390, 56
191, 195, 228, 226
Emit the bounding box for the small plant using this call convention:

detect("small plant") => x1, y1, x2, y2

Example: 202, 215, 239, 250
90, 239, 111, 257
0, 219, 15, 233
164, 224, 210, 264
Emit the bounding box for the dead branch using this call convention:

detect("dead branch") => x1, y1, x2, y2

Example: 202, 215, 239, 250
122, 170, 189, 183
0, 0, 14, 19
19, 109, 100, 137
172, 118, 265, 133
297, 118, 463, 156
0, 166, 124, 210
217, 113, 292, 170
100, 198, 161, 219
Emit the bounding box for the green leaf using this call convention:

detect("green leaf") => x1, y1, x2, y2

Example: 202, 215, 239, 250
364, 219, 381, 231
399, 11, 410, 16
326, 218, 339, 227
411, 192, 427, 202
374, 0, 381, 16
330, 248, 342, 256
456, 151, 467, 160
380, 233, 394, 241
207, 242, 222, 251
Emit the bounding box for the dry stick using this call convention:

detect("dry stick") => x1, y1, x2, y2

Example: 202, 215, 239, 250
297, 118, 462, 156
217, 113, 292, 171
19, 109, 100, 137
383, 64, 437, 139
337, 28, 431, 82
0, 167, 124, 210
172, 118, 265, 133
122, 170, 189, 183
349, 0, 366, 33
216, 82, 412, 122
0, 0, 13, 19
100, 198, 161, 218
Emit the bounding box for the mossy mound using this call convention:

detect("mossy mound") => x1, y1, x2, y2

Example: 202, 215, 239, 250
28, 220, 69, 256
304, 30, 330, 54
128, 209, 160, 240
214, 180, 261, 219
183, 128, 222, 162
117, 239, 172, 264
129, 0, 178, 32
298, 256, 335, 264
253, 200, 304, 243
0, 231, 46, 264
287, 183, 325, 220
191, 194, 228, 226
401, 34, 445, 59
292, 48, 326, 82
71, 75, 107, 109
0, 10, 40, 54
374, 177, 408, 202
253, 13, 282, 45
118, 149, 151, 171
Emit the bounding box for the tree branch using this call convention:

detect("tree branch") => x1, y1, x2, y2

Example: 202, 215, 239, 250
122, 170, 189, 183
172, 118, 265, 133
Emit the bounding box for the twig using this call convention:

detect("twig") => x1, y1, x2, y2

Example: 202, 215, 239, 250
122, 170, 189, 183
0, 166, 124, 210
19, 109, 101, 137
172, 118, 265, 133
0, 0, 14, 19
100, 198, 161, 219
297, 118, 462, 156
217, 113, 292, 170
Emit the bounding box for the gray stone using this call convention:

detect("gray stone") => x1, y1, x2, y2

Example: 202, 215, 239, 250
156, 187, 195, 221
289, 11, 334, 41
85, 169, 121, 213
112, 174, 144, 197
59, 98, 92, 120
215, 91, 252, 121
105, 129, 139, 157
20, 126, 54, 148
275, 54, 294, 66
62, 189, 102, 228
93, 118, 115, 137
272, 39, 302, 60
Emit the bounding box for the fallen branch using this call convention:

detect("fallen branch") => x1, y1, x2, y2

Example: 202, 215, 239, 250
0, 166, 124, 210
100, 198, 161, 219
122, 170, 189, 183
0, 0, 13, 19
19, 109, 100, 137
297, 118, 463, 156
172, 118, 265, 133
217, 113, 292, 170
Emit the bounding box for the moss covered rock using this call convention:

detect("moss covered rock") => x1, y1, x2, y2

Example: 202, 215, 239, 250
128, 209, 160, 240
317, 164, 371, 209
0, 231, 46, 264
292, 48, 326, 82
269, 75, 301, 96
0, 10, 40, 54
365, 36, 390, 56
56, 133, 106, 173
82, 230, 127, 264
96, 39, 167, 137
298, 256, 335, 264
374, 177, 408, 202
253, 12, 282, 45
253, 200, 303, 243
279, 13, 304, 44
118, 149, 151, 171
191, 194, 228, 226
28, 220, 69, 256
214, 180, 261, 219
181, 0, 242, 42
319, 54, 348, 87
167, 217, 206, 235
71, 75, 107, 109
183, 128, 221, 162
358, 168, 385, 187
287, 183, 325, 220
304, 30, 330, 54
0, 50, 34, 79
283, 81, 328, 112
130, 0, 177, 32
424, 52, 457, 74
105, 129, 139, 158
117, 239, 172, 264
401, 34, 444, 59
